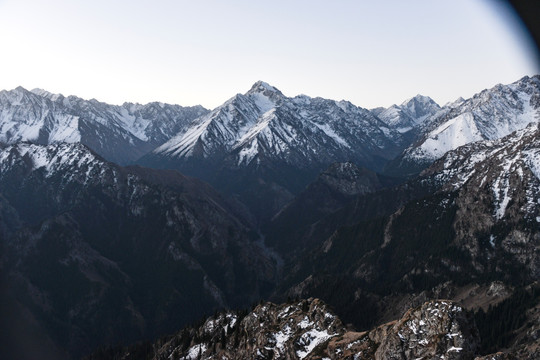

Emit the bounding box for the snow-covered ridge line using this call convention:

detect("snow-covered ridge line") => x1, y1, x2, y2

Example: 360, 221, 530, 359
2, 75, 538, 170
0, 86, 208, 164
151, 80, 406, 170
424, 122, 540, 221
374, 94, 441, 133
404, 75, 540, 164
0, 142, 110, 185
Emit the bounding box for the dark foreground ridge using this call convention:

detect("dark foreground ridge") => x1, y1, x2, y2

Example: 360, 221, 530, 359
86, 297, 484, 360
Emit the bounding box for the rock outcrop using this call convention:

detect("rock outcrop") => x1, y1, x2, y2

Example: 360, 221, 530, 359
128, 298, 480, 360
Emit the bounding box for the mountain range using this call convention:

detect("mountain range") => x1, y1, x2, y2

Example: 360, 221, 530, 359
0, 87, 208, 164
145, 81, 404, 171
390, 75, 540, 175
0, 75, 539, 359
2, 76, 538, 181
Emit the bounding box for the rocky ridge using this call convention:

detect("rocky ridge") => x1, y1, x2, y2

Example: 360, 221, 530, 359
372, 94, 441, 134
388, 75, 540, 176
143, 81, 405, 174
94, 298, 480, 360
0, 87, 207, 164
422, 123, 540, 277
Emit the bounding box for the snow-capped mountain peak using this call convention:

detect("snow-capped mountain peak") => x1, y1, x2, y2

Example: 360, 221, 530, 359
404, 75, 540, 165
374, 94, 441, 133
0, 142, 108, 186
247, 80, 282, 95
154, 83, 282, 160
423, 122, 540, 221
1, 86, 37, 106
444, 96, 466, 108
400, 94, 440, 120
150, 81, 405, 171
30, 88, 64, 102
0, 86, 208, 164
245, 81, 283, 113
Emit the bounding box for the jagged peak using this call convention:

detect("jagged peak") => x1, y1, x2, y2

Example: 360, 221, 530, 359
246, 81, 283, 96
471, 74, 539, 102
0, 86, 42, 104
31, 88, 64, 101
31, 88, 54, 96
336, 99, 358, 110
401, 94, 439, 108
240, 81, 283, 113
515, 74, 540, 85
445, 96, 465, 107
14, 85, 29, 93
0, 141, 106, 178
515, 74, 540, 89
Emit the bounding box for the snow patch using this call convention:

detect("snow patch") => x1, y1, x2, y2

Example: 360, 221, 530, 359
250, 92, 276, 113
312, 122, 350, 148
274, 325, 293, 351
524, 149, 540, 180
419, 113, 483, 160
298, 317, 312, 329
185, 344, 207, 360
492, 160, 513, 219
296, 329, 334, 360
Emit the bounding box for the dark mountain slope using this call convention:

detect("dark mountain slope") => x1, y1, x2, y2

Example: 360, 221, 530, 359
264, 161, 434, 259
275, 124, 540, 332
0, 142, 277, 359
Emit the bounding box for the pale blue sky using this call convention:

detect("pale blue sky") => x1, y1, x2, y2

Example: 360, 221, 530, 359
0, 0, 537, 109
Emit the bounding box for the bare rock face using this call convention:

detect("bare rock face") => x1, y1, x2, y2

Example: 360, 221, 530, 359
151, 298, 345, 360
147, 298, 479, 360
325, 300, 479, 360
372, 300, 479, 360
